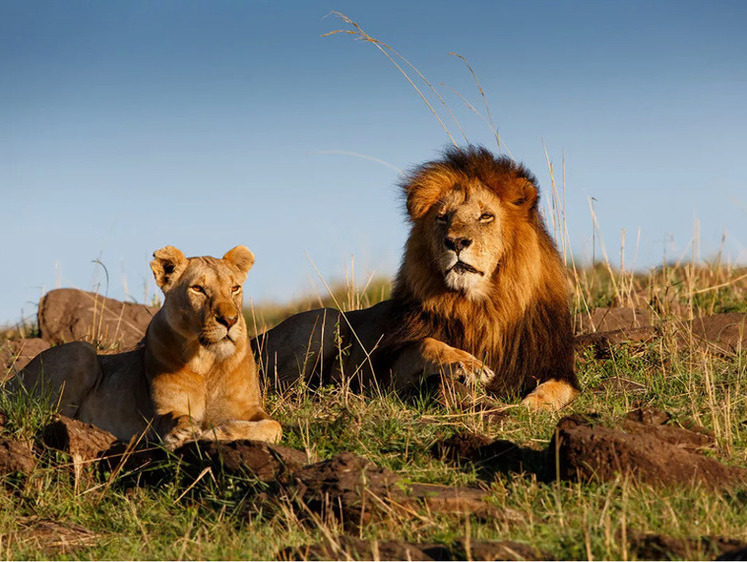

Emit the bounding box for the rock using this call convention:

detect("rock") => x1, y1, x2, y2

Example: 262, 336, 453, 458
628, 531, 746, 560
549, 414, 747, 489
0, 439, 36, 477
38, 288, 158, 350
575, 307, 654, 334
0, 338, 50, 377
289, 451, 502, 529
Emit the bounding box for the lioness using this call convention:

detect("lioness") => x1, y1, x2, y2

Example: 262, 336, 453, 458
254, 146, 579, 411
14, 245, 281, 448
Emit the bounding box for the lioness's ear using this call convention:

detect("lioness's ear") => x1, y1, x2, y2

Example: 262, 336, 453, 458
150, 246, 188, 292
223, 245, 254, 277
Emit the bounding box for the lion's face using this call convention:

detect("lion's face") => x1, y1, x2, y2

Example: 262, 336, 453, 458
402, 148, 539, 301
150, 246, 255, 361
427, 184, 504, 299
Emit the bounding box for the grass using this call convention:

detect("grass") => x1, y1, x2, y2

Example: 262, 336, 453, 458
0, 262, 746, 560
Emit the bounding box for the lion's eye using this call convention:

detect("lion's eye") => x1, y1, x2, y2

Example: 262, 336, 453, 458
190, 285, 205, 294
231, 285, 241, 294
435, 214, 448, 224
479, 213, 495, 223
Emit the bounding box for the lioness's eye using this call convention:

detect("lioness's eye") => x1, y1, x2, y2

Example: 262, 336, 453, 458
231, 285, 241, 294
479, 213, 495, 222
190, 285, 205, 294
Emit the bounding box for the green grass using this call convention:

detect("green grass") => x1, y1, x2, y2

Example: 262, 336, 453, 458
0, 264, 746, 559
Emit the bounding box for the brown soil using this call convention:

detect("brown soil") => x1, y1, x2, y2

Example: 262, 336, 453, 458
549, 412, 747, 489
0, 438, 36, 477
288, 451, 506, 529
0, 338, 50, 376
431, 432, 544, 480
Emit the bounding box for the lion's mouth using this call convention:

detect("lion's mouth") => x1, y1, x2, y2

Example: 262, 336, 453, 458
449, 261, 484, 276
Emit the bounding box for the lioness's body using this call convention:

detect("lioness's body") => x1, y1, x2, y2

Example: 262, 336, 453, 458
256, 147, 579, 410
16, 246, 281, 448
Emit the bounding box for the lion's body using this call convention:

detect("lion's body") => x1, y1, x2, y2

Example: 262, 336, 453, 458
16, 246, 281, 447
256, 147, 579, 410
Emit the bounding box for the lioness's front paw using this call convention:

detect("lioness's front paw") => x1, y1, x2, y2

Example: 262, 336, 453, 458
522, 379, 579, 412
163, 422, 200, 450
255, 419, 282, 444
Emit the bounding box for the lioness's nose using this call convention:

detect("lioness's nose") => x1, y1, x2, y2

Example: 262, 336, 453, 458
216, 313, 238, 329
444, 236, 472, 253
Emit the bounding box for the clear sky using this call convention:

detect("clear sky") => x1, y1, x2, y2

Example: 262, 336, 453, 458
2, 1, 746, 326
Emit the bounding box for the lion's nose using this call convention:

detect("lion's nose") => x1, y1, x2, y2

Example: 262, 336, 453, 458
444, 236, 472, 253
216, 313, 238, 329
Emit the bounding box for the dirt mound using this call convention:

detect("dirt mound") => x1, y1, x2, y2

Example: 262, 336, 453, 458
0, 338, 50, 376
289, 451, 505, 529
576, 307, 654, 333
431, 432, 544, 479
575, 306, 747, 350
689, 313, 747, 353
38, 288, 158, 350
0, 439, 36, 478
549, 411, 747, 488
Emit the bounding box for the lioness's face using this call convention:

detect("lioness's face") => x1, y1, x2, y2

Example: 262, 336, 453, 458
150, 246, 254, 360
427, 185, 504, 299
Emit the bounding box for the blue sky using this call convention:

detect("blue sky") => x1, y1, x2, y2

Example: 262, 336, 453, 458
2, 1, 746, 326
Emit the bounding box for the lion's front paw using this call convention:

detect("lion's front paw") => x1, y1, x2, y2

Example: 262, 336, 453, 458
450, 360, 495, 388
522, 379, 579, 412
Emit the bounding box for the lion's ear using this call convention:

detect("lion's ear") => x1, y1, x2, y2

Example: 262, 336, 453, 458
150, 246, 188, 292
514, 179, 538, 209
404, 167, 458, 220
223, 245, 255, 278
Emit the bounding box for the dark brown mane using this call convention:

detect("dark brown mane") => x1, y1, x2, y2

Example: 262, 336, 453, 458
386, 145, 576, 396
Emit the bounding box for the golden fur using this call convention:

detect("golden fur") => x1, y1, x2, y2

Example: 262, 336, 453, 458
256, 147, 579, 410
15, 246, 281, 448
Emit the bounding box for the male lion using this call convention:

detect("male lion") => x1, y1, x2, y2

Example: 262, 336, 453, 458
255, 146, 579, 410
14, 245, 281, 448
